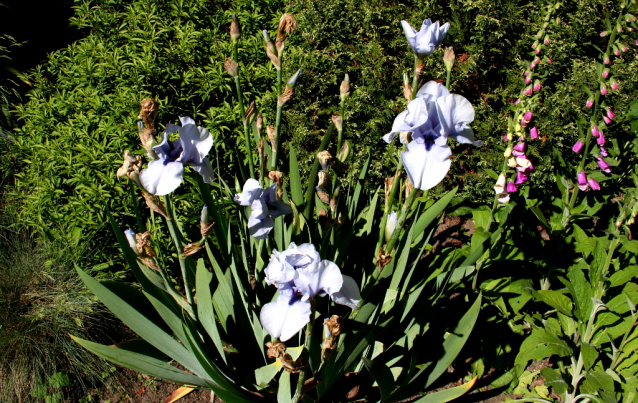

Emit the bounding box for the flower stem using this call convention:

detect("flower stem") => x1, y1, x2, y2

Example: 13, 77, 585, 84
385, 187, 419, 254
446, 68, 451, 90
162, 195, 194, 305
292, 299, 315, 403
129, 181, 145, 233
232, 41, 255, 178
337, 98, 345, 154
374, 156, 404, 260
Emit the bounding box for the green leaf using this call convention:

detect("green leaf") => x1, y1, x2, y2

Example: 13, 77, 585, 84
71, 336, 208, 387
255, 360, 282, 388
582, 344, 599, 371
412, 187, 457, 239
515, 328, 572, 368
609, 266, 638, 288
412, 377, 477, 403
289, 148, 304, 207
196, 260, 227, 364
540, 368, 568, 394
277, 371, 292, 403
565, 267, 593, 322
425, 294, 482, 388
534, 290, 573, 316
363, 358, 395, 401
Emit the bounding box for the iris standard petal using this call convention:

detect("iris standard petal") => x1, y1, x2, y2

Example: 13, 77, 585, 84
248, 212, 274, 239
385, 98, 429, 143
234, 178, 263, 206
140, 159, 184, 196
401, 141, 452, 190
268, 201, 293, 218
435, 94, 475, 137
178, 122, 213, 165
401, 20, 418, 43
416, 80, 450, 100
260, 291, 312, 341
295, 260, 344, 300
330, 275, 361, 310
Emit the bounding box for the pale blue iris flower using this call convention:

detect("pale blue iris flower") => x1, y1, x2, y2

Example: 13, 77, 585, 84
260, 243, 360, 341
234, 179, 292, 239
385, 81, 482, 190
401, 19, 450, 57
140, 117, 214, 196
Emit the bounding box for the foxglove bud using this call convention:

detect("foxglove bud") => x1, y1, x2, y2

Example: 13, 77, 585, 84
529, 62, 536, 70
533, 57, 541, 65
525, 76, 532, 85
506, 181, 517, 193
600, 31, 609, 37
513, 99, 521, 105
507, 157, 517, 168
533, 80, 541, 92
603, 116, 612, 125
602, 68, 610, 78
534, 47, 541, 54
230, 15, 241, 43
604, 56, 610, 65
616, 23, 623, 33
600, 146, 608, 157
597, 157, 611, 173
443, 47, 455, 71
507, 132, 513, 141
588, 178, 601, 191
494, 174, 506, 194
524, 70, 531, 77
585, 98, 594, 108
611, 80, 619, 90
572, 140, 584, 153
614, 45, 621, 56
125, 229, 139, 254
512, 142, 525, 157
503, 133, 508, 142
523, 111, 533, 123
621, 43, 628, 52
607, 108, 615, 119
592, 125, 599, 137
600, 84, 608, 95
504, 146, 512, 157
546, 58, 553, 63
523, 86, 533, 96
597, 131, 605, 146
544, 35, 550, 45
577, 171, 588, 191
530, 127, 539, 139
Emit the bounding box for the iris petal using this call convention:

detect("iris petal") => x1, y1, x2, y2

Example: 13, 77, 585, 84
140, 159, 184, 196
295, 260, 343, 300
331, 275, 361, 310
260, 291, 312, 341
401, 141, 452, 190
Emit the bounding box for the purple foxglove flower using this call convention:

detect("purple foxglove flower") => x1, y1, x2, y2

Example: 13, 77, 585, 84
525, 76, 532, 85
600, 146, 608, 156
515, 171, 529, 184
401, 19, 450, 57
602, 69, 610, 78
530, 127, 539, 140
572, 140, 584, 153
260, 243, 360, 341
586, 98, 594, 108
235, 179, 293, 239
588, 178, 601, 191
601, 84, 608, 95
533, 81, 541, 92
577, 171, 588, 191
506, 181, 517, 193
140, 117, 214, 196
597, 158, 611, 173
512, 142, 526, 157
635, 39, 638, 46
523, 111, 533, 122
597, 131, 605, 146
494, 173, 506, 194
603, 116, 612, 125
611, 80, 619, 90
592, 125, 599, 137
607, 108, 615, 119
520, 117, 527, 127
503, 133, 508, 142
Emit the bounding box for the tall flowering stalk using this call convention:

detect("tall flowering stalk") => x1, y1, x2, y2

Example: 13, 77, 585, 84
568, 0, 637, 208
492, 2, 560, 207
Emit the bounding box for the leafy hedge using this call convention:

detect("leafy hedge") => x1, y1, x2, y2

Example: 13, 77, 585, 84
7, 0, 638, 264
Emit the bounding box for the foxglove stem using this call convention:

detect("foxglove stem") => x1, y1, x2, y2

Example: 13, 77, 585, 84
291, 299, 315, 403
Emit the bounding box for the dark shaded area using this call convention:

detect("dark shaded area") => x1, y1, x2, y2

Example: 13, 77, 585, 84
1, 0, 82, 72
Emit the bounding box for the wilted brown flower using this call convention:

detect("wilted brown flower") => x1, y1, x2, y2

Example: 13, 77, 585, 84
224, 58, 238, 77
